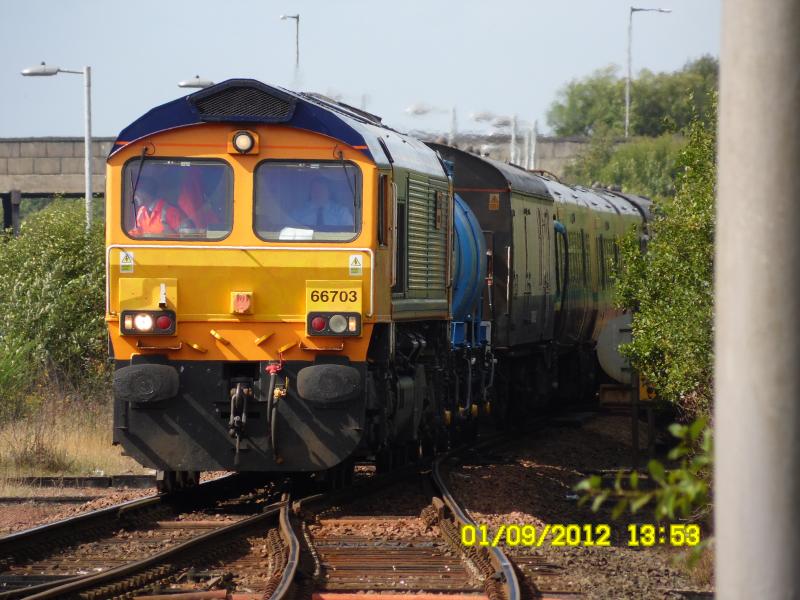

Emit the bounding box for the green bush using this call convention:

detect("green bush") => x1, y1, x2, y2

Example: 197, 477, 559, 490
616, 104, 716, 417
564, 131, 686, 201
577, 418, 712, 520
0, 200, 106, 417
576, 104, 716, 523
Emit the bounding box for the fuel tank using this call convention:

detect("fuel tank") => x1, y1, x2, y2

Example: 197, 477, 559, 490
451, 193, 486, 321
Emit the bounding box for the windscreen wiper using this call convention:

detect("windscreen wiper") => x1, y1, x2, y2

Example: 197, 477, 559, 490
336, 149, 358, 216
130, 147, 149, 225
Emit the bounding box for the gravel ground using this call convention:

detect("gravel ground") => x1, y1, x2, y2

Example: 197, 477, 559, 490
0, 471, 231, 536
0, 486, 156, 535
446, 414, 714, 600
309, 478, 439, 540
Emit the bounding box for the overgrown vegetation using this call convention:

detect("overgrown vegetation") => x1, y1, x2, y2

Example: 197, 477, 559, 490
0, 200, 108, 420
563, 131, 686, 201
616, 104, 716, 417
0, 200, 125, 475
0, 387, 148, 477
577, 100, 716, 526
578, 418, 712, 521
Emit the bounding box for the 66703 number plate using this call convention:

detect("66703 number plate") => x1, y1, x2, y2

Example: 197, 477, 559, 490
305, 281, 362, 313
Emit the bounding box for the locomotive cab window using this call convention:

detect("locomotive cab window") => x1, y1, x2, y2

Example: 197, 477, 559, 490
254, 161, 361, 242
123, 159, 232, 240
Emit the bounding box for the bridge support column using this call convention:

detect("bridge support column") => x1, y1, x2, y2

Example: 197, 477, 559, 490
10, 189, 20, 236
1, 193, 10, 231
716, 0, 800, 596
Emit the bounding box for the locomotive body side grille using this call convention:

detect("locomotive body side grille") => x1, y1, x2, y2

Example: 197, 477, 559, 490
406, 174, 447, 296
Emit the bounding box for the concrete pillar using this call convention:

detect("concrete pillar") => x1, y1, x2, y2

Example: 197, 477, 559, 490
715, 0, 800, 597
1, 194, 10, 231
10, 189, 20, 237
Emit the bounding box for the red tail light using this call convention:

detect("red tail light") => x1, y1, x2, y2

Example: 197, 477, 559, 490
311, 316, 327, 332
156, 315, 173, 330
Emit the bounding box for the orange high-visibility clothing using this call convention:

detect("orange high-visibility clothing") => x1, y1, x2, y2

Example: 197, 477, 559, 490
130, 199, 181, 235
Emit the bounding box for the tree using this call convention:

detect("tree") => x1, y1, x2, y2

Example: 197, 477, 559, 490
563, 131, 685, 201
547, 56, 718, 138
546, 66, 625, 137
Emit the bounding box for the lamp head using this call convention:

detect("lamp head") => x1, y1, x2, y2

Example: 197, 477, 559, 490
21, 62, 59, 76
178, 75, 215, 89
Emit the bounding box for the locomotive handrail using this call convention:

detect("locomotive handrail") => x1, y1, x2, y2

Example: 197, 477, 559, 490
391, 181, 398, 287
505, 245, 512, 315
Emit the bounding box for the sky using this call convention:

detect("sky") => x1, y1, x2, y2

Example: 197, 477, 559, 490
0, 0, 720, 139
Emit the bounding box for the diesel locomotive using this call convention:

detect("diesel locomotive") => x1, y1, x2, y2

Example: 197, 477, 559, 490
106, 79, 650, 490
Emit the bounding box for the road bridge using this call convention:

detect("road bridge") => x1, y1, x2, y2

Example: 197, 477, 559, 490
0, 135, 588, 232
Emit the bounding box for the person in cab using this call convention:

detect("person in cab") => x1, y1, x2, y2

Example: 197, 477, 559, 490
289, 177, 354, 230
128, 176, 183, 237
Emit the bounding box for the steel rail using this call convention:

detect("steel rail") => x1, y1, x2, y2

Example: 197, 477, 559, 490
0, 493, 160, 551
0, 473, 235, 552
431, 450, 521, 600
285, 435, 523, 600
23, 500, 287, 600
0, 474, 249, 599
266, 497, 301, 599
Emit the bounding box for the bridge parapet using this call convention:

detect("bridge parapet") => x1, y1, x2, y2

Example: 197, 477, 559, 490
0, 137, 114, 196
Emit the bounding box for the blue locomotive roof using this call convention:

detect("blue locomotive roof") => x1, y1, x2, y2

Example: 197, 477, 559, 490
110, 79, 445, 178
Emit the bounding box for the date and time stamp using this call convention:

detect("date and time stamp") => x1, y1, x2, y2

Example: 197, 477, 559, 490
460, 523, 701, 548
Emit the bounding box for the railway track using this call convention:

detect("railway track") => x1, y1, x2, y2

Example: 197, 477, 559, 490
0, 474, 286, 599
0, 440, 523, 600
290, 443, 520, 600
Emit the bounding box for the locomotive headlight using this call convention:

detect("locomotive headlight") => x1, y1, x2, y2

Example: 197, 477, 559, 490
133, 313, 154, 332
232, 130, 255, 153
306, 312, 360, 336
120, 310, 177, 336
328, 314, 347, 333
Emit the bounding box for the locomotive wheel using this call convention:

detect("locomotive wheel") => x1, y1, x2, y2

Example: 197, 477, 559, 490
318, 459, 355, 490
177, 470, 200, 488
156, 470, 200, 493
420, 434, 437, 458
392, 443, 410, 468
375, 446, 394, 473
156, 470, 176, 494
375, 447, 393, 474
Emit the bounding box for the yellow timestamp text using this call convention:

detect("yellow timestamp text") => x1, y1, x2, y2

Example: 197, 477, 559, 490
460, 523, 701, 548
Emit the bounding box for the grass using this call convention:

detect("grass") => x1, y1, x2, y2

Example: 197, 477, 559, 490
686, 543, 714, 588
0, 392, 150, 479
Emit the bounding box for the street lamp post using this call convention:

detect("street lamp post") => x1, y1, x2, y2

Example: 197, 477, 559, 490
178, 75, 215, 89
625, 7, 671, 138
280, 14, 300, 72
22, 62, 93, 231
